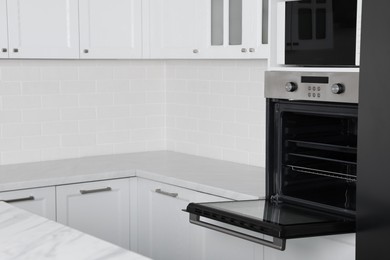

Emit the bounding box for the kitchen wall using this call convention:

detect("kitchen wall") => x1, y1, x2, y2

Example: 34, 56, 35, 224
0, 59, 267, 167
0, 60, 166, 165
166, 60, 267, 166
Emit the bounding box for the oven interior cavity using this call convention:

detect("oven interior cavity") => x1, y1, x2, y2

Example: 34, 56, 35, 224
280, 111, 357, 212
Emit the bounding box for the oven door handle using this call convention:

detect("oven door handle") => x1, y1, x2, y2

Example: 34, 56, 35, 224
189, 213, 286, 251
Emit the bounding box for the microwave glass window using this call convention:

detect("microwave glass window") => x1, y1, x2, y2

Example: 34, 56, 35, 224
285, 0, 358, 66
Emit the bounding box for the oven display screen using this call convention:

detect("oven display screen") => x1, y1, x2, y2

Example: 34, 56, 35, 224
301, 76, 329, 84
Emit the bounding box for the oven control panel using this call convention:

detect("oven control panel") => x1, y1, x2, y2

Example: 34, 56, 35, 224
265, 71, 359, 103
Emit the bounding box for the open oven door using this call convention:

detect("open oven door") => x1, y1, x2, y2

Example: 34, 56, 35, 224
186, 199, 355, 251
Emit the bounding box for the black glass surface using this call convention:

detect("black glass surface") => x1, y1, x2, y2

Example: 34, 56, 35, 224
187, 199, 355, 239
285, 0, 358, 66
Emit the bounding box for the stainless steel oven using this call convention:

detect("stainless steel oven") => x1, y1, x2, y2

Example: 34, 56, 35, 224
186, 71, 358, 251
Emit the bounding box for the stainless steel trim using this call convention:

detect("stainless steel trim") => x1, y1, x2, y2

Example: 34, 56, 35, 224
155, 188, 178, 198
189, 213, 286, 251
1, 196, 35, 203
264, 71, 359, 103
80, 187, 112, 195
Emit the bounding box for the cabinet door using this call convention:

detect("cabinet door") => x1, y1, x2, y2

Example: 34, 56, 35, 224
149, 0, 208, 58
79, 0, 142, 59
0, 0, 8, 58
137, 178, 228, 260
0, 187, 56, 220
56, 178, 130, 249
264, 234, 355, 260
207, 0, 269, 58
7, 0, 79, 59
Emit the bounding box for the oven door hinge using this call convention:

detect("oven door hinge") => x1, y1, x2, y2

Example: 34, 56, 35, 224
270, 194, 282, 204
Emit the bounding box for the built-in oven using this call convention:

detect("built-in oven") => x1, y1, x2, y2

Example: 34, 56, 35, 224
186, 71, 358, 251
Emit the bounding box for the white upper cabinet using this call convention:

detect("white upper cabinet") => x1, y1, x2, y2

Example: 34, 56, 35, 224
56, 178, 131, 249
6, 0, 79, 59
0, 187, 56, 221
0, 0, 9, 58
149, 0, 209, 58
205, 0, 269, 58
79, 0, 142, 59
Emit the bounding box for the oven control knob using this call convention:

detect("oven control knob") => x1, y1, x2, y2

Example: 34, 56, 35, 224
285, 82, 298, 92
331, 83, 345, 94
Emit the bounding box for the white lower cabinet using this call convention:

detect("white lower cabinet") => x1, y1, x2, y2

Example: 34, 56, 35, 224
56, 178, 131, 249
0, 186, 56, 220
264, 234, 355, 260
137, 178, 264, 260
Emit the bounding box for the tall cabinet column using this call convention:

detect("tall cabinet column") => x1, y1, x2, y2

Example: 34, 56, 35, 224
357, 1, 390, 259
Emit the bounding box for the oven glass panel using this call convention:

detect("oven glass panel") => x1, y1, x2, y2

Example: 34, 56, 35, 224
281, 112, 357, 211
285, 0, 358, 66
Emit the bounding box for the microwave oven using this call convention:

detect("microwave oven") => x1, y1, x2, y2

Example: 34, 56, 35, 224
283, 0, 360, 67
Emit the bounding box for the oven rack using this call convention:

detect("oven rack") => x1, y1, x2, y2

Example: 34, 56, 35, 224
286, 164, 357, 182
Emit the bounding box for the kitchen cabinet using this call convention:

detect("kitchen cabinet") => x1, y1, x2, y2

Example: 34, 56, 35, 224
56, 178, 131, 249
0, 0, 8, 58
205, 0, 269, 58
148, 0, 268, 59
79, 0, 142, 59
137, 178, 264, 260
264, 234, 355, 260
0, 187, 56, 221
6, 0, 79, 59
148, 0, 209, 58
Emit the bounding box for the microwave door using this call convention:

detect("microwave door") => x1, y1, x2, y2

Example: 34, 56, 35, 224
186, 199, 355, 251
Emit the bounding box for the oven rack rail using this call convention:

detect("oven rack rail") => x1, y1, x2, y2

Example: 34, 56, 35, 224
286, 164, 357, 182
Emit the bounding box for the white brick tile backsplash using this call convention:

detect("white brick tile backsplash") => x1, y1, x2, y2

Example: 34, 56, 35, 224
0, 59, 266, 167
60, 81, 96, 94
2, 96, 41, 110
0, 111, 22, 123
23, 136, 60, 150
0, 82, 21, 95
23, 109, 60, 122
22, 81, 60, 95
2, 123, 41, 137
79, 119, 114, 133
0, 138, 22, 151
62, 134, 96, 147
61, 108, 96, 121
97, 131, 130, 144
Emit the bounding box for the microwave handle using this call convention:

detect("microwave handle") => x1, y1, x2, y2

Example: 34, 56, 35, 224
189, 213, 286, 251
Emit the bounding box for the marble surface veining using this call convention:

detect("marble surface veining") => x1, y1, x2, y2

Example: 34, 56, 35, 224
0, 202, 150, 260
0, 151, 266, 199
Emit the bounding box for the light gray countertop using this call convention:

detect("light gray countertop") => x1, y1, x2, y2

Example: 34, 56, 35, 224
0, 151, 266, 200
0, 202, 150, 260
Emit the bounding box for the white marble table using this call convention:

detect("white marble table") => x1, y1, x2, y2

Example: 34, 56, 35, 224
0, 202, 150, 260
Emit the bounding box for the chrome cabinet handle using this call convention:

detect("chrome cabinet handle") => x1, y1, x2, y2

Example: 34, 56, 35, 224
193, 49, 199, 54
83, 49, 89, 54
249, 48, 256, 53
13, 48, 18, 53
241, 48, 247, 53
80, 187, 112, 195
1, 196, 35, 203
155, 189, 178, 198
1, 48, 7, 53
